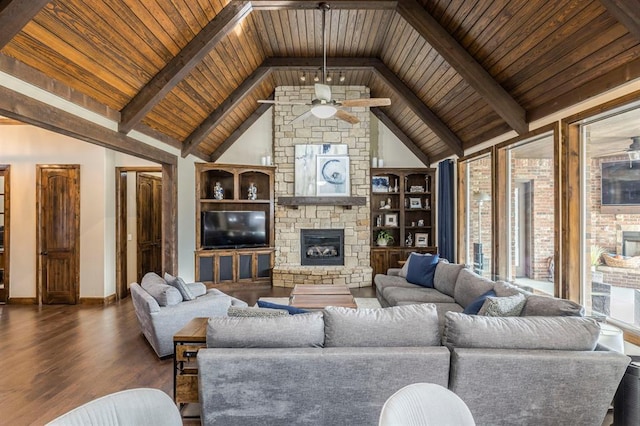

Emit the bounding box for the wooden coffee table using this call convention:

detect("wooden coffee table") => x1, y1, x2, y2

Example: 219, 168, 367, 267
289, 284, 357, 309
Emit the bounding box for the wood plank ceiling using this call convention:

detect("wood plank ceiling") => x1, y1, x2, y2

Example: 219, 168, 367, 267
1, 0, 639, 163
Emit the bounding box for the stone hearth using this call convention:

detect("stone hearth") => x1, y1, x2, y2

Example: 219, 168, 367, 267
272, 85, 372, 288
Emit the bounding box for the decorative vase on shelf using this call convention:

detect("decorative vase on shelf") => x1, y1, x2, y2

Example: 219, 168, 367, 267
248, 182, 257, 200
213, 182, 224, 200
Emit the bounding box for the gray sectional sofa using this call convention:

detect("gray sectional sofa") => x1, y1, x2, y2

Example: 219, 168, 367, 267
375, 260, 585, 322
197, 303, 630, 426
130, 272, 247, 357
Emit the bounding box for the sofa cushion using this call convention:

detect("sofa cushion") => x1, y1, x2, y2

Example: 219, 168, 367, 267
405, 253, 439, 287
164, 273, 195, 301
434, 262, 465, 297
227, 306, 289, 317
383, 286, 456, 305
463, 289, 496, 315
442, 312, 600, 351
453, 269, 495, 309
140, 272, 182, 306
324, 304, 441, 347
478, 293, 526, 316
521, 295, 585, 317
257, 300, 309, 315
206, 312, 324, 348
375, 274, 422, 294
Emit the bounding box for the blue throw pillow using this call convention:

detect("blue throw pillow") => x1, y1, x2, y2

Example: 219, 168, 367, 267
463, 289, 496, 315
257, 300, 309, 315
405, 253, 439, 288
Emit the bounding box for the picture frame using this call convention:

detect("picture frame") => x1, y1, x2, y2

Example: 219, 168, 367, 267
316, 155, 350, 196
372, 176, 390, 193
295, 144, 348, 196
409, 197, 422, 208
384, 213, 398, 227
415, 233, 429, 247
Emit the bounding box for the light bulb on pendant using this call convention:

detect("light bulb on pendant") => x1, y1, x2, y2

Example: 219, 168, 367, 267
339, 72, 346, 82
313, 72, 320, 82
300, 72, 306, 82
326, 74, 332, 82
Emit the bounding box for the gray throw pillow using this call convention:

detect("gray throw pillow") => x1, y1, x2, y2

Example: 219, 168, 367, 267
207, 312, 325, 348
443, 312, 599, 351
324, 304, 441, 347
433, 261, 465, 297
164, 273, 196, 301
478, 293, 526, 316
520, 295, 585, 317
141, 272, 182, 306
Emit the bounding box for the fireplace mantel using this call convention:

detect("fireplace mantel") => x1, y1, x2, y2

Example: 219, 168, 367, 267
278, 196, 366, 209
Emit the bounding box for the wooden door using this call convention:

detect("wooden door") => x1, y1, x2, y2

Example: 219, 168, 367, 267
136, 173, 162, 282
37, 165, 80, 305
0, 165, 9, 303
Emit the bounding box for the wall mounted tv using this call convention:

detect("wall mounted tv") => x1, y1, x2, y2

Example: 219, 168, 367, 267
601, 160, 640, 206
201, 210, 267, 249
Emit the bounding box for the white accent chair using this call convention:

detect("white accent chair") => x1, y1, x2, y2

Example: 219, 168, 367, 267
45, 388, 182, 426
379, 383, 476, 426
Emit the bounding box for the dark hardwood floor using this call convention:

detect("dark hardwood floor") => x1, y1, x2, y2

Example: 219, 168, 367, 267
0, 284, 375, 425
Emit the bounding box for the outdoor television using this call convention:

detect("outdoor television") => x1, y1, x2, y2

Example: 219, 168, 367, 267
201, 210, 267, 249
601, 160, 640, 206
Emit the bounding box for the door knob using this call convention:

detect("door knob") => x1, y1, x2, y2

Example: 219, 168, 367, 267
41, 251, 48, 255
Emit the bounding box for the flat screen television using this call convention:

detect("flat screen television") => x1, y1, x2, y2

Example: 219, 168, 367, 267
601, 160, 640, 206
201, 210, 267, 249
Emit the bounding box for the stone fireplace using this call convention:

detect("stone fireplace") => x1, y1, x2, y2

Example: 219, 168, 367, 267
300, 229, 344, 266
271, 85, 372, 288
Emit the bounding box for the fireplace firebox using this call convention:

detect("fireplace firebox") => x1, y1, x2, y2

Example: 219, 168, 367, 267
300, 229, 344, 266
622, 231, 640, 257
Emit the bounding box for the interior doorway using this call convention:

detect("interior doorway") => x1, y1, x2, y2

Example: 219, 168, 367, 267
115, 167, 162, 300
36, 165, 80, 304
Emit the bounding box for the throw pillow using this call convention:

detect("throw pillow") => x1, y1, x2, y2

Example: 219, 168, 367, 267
478, 293, 526, 316
257, 300, 309, 315
164, 273, 195, 301
463, 289, 496, 315
405, 253, 440, 288
520, 295, 585, 317
227, 306, 288, 317
141, 272, 182, 306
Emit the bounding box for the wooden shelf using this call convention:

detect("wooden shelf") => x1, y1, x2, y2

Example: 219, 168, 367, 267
278, 196, 366, 209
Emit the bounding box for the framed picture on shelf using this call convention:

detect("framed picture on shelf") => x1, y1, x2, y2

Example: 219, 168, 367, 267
384, 213, 398, 227
415, 233, 429, 247
372, 176, 390, 193
316, 155, 350, 196
409, 197, 422, 208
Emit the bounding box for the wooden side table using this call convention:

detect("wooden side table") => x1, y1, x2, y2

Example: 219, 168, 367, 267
289, 284, 357, 309
173, 317, 208, 415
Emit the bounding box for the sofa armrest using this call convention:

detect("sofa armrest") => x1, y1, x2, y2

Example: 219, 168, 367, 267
204, 288, 248, 308
387, 268, 402, 277
186, 282, 207, 298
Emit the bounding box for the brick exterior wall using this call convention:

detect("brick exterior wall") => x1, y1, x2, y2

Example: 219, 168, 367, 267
271, 86, 373, 288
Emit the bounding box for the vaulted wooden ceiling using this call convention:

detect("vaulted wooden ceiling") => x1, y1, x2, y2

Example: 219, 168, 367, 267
1, 0, 640, 164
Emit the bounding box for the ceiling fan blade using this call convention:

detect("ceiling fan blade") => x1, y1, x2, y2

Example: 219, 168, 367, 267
289, 109, 314, 124
315, 83, 332, 102
257, 100, 309, 105
335, 109, 360, 124
340, 98, 391, 108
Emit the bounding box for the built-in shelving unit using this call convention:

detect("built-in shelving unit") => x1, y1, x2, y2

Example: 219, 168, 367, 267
195, 163, 275, 285
370, 168, 437, 277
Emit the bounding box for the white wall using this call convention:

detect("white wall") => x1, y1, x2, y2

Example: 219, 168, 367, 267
376, 118, 425, 168
1, 125, 109, 298
217, 108, 273, 165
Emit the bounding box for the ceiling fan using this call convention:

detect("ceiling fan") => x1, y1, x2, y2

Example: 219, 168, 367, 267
257, 2, 391, 124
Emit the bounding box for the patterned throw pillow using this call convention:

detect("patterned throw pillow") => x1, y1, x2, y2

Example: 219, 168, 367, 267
164, 273, 196, 301
227, 306, 288, 317
478, 293, 526, 317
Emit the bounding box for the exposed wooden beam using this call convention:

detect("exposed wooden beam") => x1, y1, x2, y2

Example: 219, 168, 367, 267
600, 0, 640, 42
119, 1, 252, 134
181, 65, 272, 157
248, 0, 397, 10
0, 85, 176, 165
397, 0, 528, 136
210, 93, 274, 162
0, 0, 51, 49
371, 107, 430, 166
264, 56, 380, 70
371, 61, 464, 157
